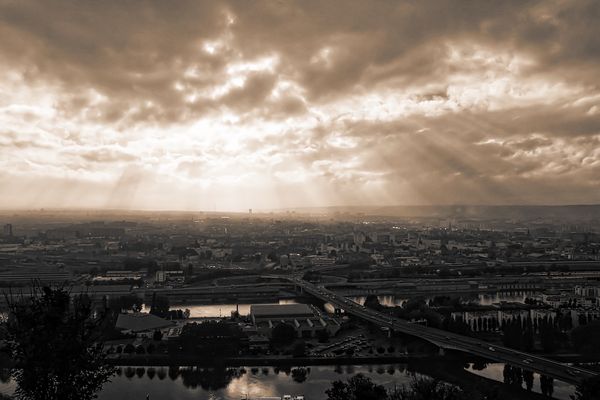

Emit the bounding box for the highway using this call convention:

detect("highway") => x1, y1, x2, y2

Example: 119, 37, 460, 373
281, 275, 597, 386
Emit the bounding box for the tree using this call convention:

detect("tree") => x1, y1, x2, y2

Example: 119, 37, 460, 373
292, 341, 306, 357
326, 374, 388, 400
149, 293, 170, 318
271, 323, 296, 345
107, 294, 143, 313
123, 343, 135, 354
364, 295, 383, 311
174, 320, 244, 358
4, 285, 114, 400
572, 376, 600, 400
153, 329, 164, 341
317, 329, 330, 343
388, 377, 468, 400
146, 343, 156, 354
523, 370, 534, 392
540, 375, 554, 398
540, 320, 560, 353
571, 320, 600, 354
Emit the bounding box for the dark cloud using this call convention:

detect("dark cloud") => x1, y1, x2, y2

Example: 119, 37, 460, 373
0, 0, 598, 124
1, 0, 599, 209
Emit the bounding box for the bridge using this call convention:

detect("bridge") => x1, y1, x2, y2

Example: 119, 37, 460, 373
279, 275, 597, 386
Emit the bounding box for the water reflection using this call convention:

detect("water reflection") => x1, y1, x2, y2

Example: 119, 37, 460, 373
0, 364, 460, 400
139, 292, 534, 320
142, 299, 298, 318
349, 291, 536, 308
466, 363, 573, 399
179, 367, 241, 391
96, 365, 417, 400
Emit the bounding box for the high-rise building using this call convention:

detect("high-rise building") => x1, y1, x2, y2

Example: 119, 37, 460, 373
2, 224, 12, 237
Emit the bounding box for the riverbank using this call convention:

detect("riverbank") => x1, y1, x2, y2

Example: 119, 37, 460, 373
410, 357, 560, 400
107, 354, 431, 367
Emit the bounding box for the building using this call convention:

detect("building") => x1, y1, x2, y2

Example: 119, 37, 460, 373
155, 270, 185, 284
250, 303, 341, 339
115, 312, 175, 337
2, 224, 12, 237
92, 270, 144, 283
575, 285, 600, 298
0, 266, 72, 286
306, 255, 336, 268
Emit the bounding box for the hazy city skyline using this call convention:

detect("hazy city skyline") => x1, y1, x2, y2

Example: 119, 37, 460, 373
1, 1, 600, 212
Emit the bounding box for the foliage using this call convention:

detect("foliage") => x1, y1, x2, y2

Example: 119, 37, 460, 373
122, 257, 159, 273
149, 293, 170, 318
388, 377, 468, 400
301, 271, 322, 283
326, 374, 388, 400
271, 323, 296, 345
523, 370, 534, 391
326, 375, 476, 400
316, 329, 329, 343
292, 341, 306, 357
442, 317, 473, 336
123, 343, 135, 354
107, 294, 143, 313
501, 318, 533, 351
539, 318, 562, 352
153, 330, 164, 341
571, 376, 600, 400
174, 320, 245, 357
364, 295, 384, 311
571, 320, 600, 354
4, 285, 114, 400
291, 367, 308, 383
540, 375, 554, 398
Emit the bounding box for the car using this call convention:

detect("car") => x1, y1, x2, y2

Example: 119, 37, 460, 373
488, 347, 495, 352
523, 359, 531, 364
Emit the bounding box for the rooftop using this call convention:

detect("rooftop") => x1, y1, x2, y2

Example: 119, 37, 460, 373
116, 312, 174, 332
250, 303, 314, 318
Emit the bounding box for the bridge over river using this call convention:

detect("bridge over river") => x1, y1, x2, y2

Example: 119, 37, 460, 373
266, 275, 598, 386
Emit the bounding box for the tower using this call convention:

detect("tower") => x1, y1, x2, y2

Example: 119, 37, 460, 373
3, 224, 12, 237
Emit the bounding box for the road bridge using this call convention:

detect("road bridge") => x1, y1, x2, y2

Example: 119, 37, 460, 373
272, 275, 597, 386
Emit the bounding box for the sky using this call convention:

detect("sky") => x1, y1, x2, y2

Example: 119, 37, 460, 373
1, 0, 599, 212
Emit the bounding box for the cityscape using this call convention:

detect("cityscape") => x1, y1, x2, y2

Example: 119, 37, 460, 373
1, 208, 600, 399
1, 1, 600, 400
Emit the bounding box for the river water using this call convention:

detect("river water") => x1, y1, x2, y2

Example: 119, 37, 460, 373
349, 291, 536, 308
0, 362, 574, 399
2, 292, 571, 399
141, 291, 535, 319
99, 364, 418, 400
142, 299, 298, 318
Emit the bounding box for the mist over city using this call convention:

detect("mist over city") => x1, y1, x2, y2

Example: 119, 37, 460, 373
1, 1, 600, 400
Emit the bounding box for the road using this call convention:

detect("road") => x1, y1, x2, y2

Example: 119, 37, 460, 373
280, 275, 597, 386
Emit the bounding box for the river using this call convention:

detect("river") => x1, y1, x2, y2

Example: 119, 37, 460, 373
142, 299, 298, 318
348, 291, 537, 308
140, 291, 536, 318
0, 362, 574, 399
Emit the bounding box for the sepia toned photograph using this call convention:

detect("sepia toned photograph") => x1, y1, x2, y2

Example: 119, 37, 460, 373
0, 1, 600, 399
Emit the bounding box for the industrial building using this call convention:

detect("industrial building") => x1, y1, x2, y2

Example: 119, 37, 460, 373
250, 303, 341, 339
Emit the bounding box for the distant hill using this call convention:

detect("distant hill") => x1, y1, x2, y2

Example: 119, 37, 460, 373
279, 204, 600, 222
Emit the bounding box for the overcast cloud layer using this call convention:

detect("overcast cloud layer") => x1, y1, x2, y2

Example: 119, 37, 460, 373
1, 0, 599, 211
